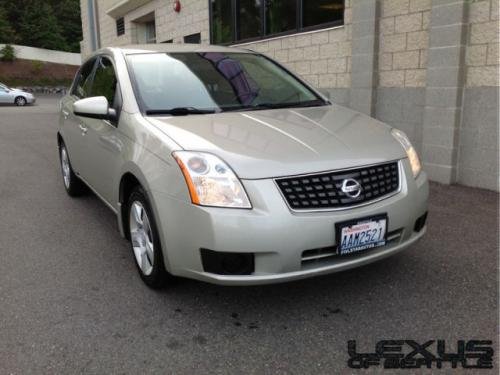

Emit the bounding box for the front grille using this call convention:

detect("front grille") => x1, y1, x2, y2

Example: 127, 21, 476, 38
276, 161, 400, 210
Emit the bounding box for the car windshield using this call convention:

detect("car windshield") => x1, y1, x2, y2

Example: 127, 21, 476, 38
126, 52, 326, 114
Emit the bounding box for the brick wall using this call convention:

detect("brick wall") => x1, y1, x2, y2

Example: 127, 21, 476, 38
375, 0, 431, 153
457, 0, 499, 190
465, 0, 499, 87
82, 0, 210, 48
79, 0, 499, 190
157, 0, 210, 43
0, 59, 78, 86
378, 0, 431, 87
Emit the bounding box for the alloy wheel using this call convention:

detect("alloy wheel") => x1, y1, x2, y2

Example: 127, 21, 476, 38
15, 97, 26, 106
60, 147, 71, 189
129, 201, 154, 276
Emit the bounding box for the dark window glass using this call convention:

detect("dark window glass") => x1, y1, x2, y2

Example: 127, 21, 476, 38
238, 0, 262, 40
184, 33, 201, 44
162, 39, 173, 43
302, 0, 344, 28
90, 57, 117, 106
211, 0, 233, 44
127, 52, 323, 112
266, 0, 297, 35
72, 58, 96, 99
145, 21, 156, 43
209, 0, 344, 43
116, 17, 125, 36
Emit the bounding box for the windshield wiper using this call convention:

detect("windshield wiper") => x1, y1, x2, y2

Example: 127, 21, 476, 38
146, 107, 217, 116
221, 100, 328, 112
254, 100, 327, 110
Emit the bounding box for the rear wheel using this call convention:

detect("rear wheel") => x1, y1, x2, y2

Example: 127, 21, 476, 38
15, 96, 27, 106
128, 186, 170, 288
59, 142, 86, 196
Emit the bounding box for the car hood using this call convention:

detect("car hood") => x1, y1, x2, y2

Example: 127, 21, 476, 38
11, 88, 31, 95
146, 104, 406, 179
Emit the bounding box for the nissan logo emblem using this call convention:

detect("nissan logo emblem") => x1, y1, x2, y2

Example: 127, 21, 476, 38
341, 178, 362, 198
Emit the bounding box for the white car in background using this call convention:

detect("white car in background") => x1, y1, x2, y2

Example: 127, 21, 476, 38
0, 83, 36, 106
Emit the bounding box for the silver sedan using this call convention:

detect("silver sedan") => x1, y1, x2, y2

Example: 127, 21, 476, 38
0, 83, 36, 106
58, 45, 428, 288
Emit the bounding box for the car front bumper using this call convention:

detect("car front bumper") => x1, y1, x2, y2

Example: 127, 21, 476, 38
153, 159, 429, 285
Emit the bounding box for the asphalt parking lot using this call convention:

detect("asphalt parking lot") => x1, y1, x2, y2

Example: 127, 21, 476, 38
0, 96, 498, 374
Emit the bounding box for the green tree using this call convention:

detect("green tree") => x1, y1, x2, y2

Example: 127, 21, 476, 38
0, 6, 14, 43
1, 0, 82, 52
51, 0, 83, 53
18, 2, 68, 51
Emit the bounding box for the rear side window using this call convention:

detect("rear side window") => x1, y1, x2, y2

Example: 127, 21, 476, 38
90, 57, 118, 106
72, 59, 96, 99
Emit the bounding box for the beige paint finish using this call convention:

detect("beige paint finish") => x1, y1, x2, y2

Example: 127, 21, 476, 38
58, 45, 428, 285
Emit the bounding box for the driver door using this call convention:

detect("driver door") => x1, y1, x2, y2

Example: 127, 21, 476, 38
61, 58, 97, 174
78, 55, 123, 207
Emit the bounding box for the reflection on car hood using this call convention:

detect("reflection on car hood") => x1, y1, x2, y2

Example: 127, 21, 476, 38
146, 104, 406, 179
11, 88, 31, 95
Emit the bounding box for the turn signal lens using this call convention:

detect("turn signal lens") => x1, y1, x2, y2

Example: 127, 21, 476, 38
391, 129, 422, 178
173, 151, 252, 208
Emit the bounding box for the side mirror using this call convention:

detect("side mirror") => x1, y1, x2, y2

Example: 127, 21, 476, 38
73, 96, 117, 122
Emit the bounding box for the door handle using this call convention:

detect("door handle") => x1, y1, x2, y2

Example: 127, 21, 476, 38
79, 124, 88, 135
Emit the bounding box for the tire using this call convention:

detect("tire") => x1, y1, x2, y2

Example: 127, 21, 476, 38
15, 96, 27, 106
59, 142, 86, 196
127, 186, 170, 288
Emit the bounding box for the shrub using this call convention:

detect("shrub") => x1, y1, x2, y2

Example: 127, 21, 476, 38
0, 44, 15, 62
30, 60, 45, 74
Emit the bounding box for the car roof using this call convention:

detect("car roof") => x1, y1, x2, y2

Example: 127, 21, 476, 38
96, 44, 253, 57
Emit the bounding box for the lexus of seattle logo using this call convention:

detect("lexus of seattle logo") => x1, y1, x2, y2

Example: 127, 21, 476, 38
347, 339, 494, 369
341, 178, 362, 198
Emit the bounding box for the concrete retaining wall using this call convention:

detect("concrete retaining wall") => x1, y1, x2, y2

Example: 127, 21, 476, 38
0, 44, 81, 66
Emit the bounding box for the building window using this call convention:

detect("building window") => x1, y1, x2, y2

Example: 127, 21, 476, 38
145, 21, 156, 43
162, 39, 174, 43
210, 0, 344, 44
238, 0, 262, 40
303, 0, 344, 28
184, 33, 201, 44
266, 0, 297, 36
132, 12, 156, 44
211, 0, 233, 44
116, 17, 125, 36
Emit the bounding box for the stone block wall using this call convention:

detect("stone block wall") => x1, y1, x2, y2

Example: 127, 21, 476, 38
79, 0, 499, 190
379, 0, 431, 88
458, 0, 499, 191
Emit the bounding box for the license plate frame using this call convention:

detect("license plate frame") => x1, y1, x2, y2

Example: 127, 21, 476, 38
335, 214, 388, 256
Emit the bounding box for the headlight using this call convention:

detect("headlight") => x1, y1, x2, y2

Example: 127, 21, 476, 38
173, 151, 252, 208
391, 129, 422, 178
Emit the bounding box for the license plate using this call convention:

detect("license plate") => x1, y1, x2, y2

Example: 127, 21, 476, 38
336, 215, 387, 255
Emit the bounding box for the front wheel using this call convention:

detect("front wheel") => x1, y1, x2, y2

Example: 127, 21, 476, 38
59, 142, 86, 196
128, 186, 170, 288
15, 96, 27, 106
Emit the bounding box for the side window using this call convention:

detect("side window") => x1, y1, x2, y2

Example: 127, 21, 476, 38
90, 57, 118, 106
72, 59, 96, 99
